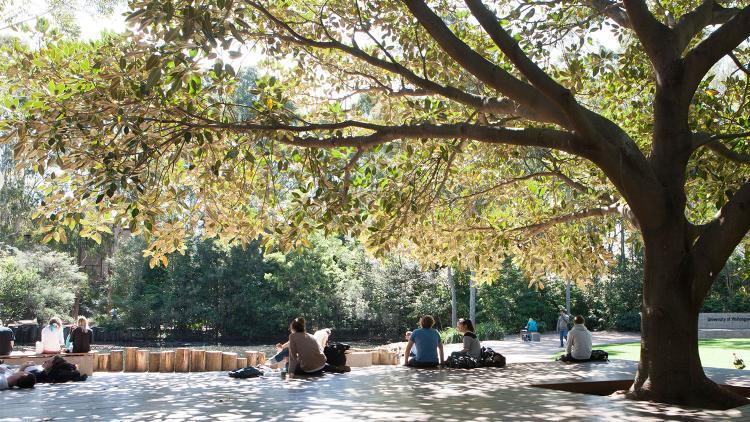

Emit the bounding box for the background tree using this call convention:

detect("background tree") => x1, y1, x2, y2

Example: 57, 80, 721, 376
3, 0, 750, 408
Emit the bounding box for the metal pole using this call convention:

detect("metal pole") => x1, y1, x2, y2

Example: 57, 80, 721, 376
470, 270, 477, 324
566, 279, 571, 315
448, 267, 457, 327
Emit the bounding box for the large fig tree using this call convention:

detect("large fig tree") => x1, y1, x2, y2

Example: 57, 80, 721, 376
3, 0, 750, 409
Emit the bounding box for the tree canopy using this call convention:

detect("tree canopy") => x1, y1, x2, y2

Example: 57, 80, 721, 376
7, 0, 747, 282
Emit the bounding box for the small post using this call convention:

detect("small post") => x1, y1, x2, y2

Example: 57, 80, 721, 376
175, 348, 190, 372
190, 350, 206, 372
110, 350, 124, 372
97, 354, 110, 372
159, 351, 175, 372
149, 352, 161, 372
135, 350, 150, 372
124, 347, 138, 372
222, 352, 238, 371
205, 351, 223, 371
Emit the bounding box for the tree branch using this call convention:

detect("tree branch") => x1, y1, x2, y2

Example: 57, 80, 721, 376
706, 141, 750, 164
683, 6, 750, 96
586, 0, 632, 28
692, 179, 750, 305
674, 1, 745, 54
464, 0, 601, 140
170, 118, 583, 154
246, 2, 544, 122
399, 0, 570, 127
622, 0, 676, 70
507, 203, 627, 236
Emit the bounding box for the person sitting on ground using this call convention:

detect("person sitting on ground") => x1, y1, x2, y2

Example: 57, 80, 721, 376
0, 362, 37, 390
560, 315, 593, 362
0, 320, 14, 356
455, 318, 481, 360
66, 316, 93, 353
403, 315, 444, 368
287, 317, 346, 375
557, 309, 570, 348
40, 317, 65, 354
404, 330, 417, 357
267, 327, 332, 368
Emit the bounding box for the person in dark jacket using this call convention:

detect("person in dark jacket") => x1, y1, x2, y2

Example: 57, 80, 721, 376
0, 320, 14, 356
66, 317, 93, 353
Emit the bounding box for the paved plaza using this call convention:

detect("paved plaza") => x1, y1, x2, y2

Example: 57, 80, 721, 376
1, 332, 748, 421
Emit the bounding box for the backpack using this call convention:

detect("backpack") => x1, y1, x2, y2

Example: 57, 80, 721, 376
228, 366, 264, 379
589, 349, 609, 362
480, 347, 506, 368
324, 343, 350, 367
445, 352, 479, 369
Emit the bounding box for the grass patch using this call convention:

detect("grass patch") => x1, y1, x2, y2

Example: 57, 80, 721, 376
552, 338, 750, 370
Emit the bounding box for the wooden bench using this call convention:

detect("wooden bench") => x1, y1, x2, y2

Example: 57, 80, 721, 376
0, 353, 95, 376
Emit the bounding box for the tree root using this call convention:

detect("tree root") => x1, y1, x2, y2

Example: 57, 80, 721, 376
620, 381, 750, 410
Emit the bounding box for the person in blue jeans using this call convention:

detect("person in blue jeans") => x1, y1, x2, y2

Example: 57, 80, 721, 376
556, 310, 570, 347
403, 315, 444, 368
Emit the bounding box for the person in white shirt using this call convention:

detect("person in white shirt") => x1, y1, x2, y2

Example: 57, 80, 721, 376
40, 317, 65, 354
0, 362, 37, 390
561, 315, 593, 362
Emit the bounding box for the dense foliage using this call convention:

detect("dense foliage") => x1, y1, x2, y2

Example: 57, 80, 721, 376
0, 246, 87, 322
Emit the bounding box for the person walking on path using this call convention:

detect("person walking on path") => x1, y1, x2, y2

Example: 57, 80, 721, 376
557, 310, 570, 348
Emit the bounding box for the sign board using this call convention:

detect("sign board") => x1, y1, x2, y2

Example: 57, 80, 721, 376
698, 313, 750, 329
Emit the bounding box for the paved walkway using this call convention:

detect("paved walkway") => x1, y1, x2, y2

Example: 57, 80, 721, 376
1, 360, 747, 421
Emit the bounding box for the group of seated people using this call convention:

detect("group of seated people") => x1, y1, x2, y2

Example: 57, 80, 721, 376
403, 315, 480, 367
0, 316, 93, 390
40, 317, 93, 355
265, 317, 346, 376
1, 316, 93, 357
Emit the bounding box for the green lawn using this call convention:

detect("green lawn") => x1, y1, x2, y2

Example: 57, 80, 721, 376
552, 338, 750, 370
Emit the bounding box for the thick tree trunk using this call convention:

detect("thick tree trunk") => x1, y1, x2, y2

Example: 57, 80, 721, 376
627, 228, 749, 409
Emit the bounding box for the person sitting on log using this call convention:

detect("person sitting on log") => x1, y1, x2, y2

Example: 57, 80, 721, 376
0, 320, 14, 357
66, 316, 93, 353
288, 317, 347, 376
40, 317, 65, 354
560, 315, 593, 363
0, 362, 37, 390
403, 315, 444, 368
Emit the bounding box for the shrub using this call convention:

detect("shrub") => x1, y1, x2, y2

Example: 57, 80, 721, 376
0, 246, 85, 322
440, 327, 462, 344
475, 322, 506, 340
614, 310, 641, 332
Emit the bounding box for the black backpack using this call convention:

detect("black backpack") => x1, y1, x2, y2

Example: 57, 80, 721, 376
589, 349, 609, 362
445, 353, 480, 369
324, 342, 350, 366
228, 366, 264, 378
480, 347, 506, 368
